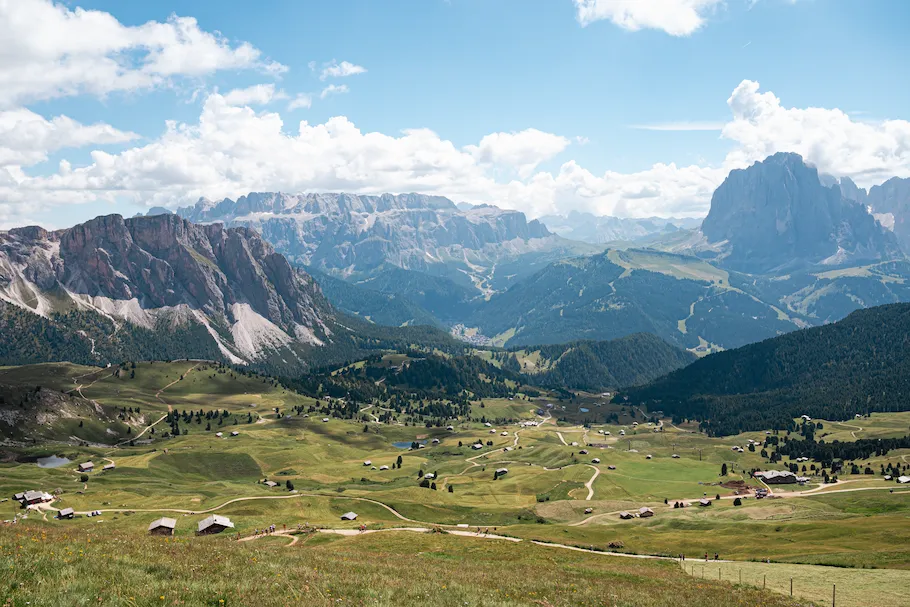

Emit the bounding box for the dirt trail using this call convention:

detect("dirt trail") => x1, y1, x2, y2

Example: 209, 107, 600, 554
584, 465, 600, 501
834, 422, 864, 439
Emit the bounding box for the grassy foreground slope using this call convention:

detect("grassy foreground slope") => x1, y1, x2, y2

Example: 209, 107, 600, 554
0, 524, 808, 607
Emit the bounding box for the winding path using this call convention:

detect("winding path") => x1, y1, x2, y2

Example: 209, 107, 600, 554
584, 465, 600, 501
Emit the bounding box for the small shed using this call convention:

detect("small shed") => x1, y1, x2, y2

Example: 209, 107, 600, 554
619, 511, 634, 519
103, 463, 115, 471
672, 454, 680, 459
215, 432, 223, 438
231, 431, 239, 437
149, 517, 177, 536
78, 462, 94, 473
58, 507, 75, 519
584, 507, 593, 514
379, 465, 389, 471
472, 443, 483, 450
698, 498, 712, 507
591, 458, 601, 464
197, 515, 234, 535
645, 455, 652, 460
446, 426, 454, 431
264, 481, 278, 488
363, 460, 372, 466
495, 468, 508, 476
579, 449, 588, 455
432, 438, 440, 443
898, 476, 910, 484
638, 507, 654, 518
424, 473, 436, 479
340, 512, 358, 521
322, 418, 330, 422
607, 465, 616, 470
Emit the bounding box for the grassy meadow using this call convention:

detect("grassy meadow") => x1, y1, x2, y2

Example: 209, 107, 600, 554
2, 361, 910, 605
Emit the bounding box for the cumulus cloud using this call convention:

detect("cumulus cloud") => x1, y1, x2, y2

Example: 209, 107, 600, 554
722, 80, 910, 186
288, 94, 313, 111
4, 80, 910, 228
320, 84, 349, 99
0, 0, 285, 107
320, 60, 367, 81
0, 107, 138, 168
573, 0, 724, 36
222, 84, 284, 106
465, 129, 571, 178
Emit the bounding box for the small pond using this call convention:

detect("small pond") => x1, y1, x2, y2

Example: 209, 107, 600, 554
36, 455, 71, 468
392, 440, 427, 449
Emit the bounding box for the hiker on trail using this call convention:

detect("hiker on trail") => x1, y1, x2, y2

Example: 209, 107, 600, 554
714, 553, 719, 561
705, 553, 709, 561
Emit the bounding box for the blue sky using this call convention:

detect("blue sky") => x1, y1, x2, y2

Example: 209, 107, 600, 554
3, 0, 910, 228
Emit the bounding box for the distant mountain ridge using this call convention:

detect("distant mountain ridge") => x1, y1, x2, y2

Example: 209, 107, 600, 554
173, 192, 599, 296
539, 211, 701, 245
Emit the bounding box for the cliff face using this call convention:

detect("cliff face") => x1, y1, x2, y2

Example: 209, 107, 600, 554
0, 214, 334, 365
867, 177, 910, 252
701, 153, 902, 273
176, 192, 556, 276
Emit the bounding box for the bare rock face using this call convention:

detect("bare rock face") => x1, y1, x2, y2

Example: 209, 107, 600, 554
0, 213, 334, 365
701, 153, 902, 273
176, 192, 555, 276
868, 177, 910, 252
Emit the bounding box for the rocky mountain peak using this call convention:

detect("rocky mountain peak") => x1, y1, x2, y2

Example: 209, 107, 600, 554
700, 153, 902, 273
1, 214, 334, 366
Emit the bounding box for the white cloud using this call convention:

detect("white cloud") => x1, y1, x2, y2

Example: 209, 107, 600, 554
320, 84, 349, 99
721, 80, 910, 186
465, 129, 571, 178
288, 94, 313, 111
573, 0, 724, 36
0, 0, 285, 107
4, 80, 910, 228
0, 107, 137, 168
222, 84, 284, 106
320, 60, 367, 81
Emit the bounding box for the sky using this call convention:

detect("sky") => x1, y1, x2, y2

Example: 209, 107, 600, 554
2, 0, 910, 229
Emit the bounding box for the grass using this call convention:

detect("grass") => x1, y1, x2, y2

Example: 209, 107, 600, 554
683, 559, 910, 607
0, 524, 810, 607
3, 361, 910, 602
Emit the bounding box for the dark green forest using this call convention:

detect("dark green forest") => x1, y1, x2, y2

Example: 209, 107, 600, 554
519, 333, 695, 391
623, 303, 910, 435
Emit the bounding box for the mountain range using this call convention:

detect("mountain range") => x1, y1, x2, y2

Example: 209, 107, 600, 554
4, 152, 910, 368
538, 211, 701, 245
173, 192, 600, 296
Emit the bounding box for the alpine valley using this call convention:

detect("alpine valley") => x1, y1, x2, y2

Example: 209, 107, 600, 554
152, 153, 910, 354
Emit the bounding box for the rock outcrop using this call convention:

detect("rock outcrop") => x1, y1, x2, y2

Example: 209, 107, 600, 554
701, 153, 902, 273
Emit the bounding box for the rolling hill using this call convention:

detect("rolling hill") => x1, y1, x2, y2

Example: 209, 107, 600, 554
623, 303, 910, 435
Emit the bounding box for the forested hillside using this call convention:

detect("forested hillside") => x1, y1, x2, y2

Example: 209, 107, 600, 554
517, 333, 695, 391
623, 303, 910, 435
